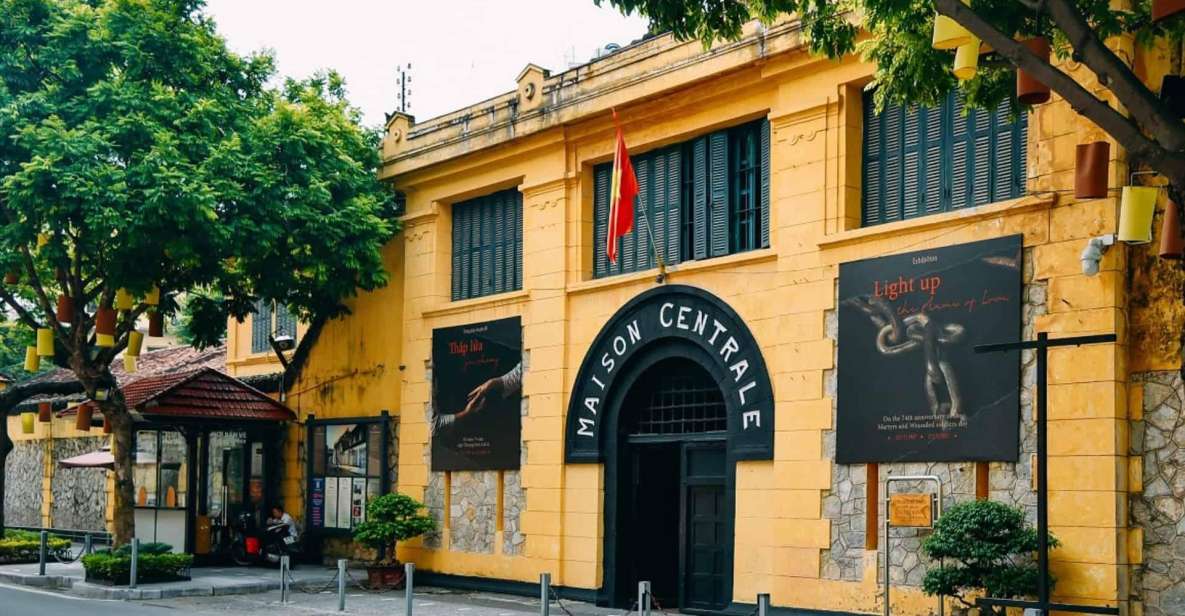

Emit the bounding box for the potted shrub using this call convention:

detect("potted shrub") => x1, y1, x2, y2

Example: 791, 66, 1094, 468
352, 493, 435, 589
921, 500, 1058, 616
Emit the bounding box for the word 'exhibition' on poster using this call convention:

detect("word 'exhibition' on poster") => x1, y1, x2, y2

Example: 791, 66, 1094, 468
837, 235, 1022, 464
431, 316, 523, 471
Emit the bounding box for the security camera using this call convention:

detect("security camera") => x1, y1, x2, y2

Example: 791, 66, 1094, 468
270, 335, 296, 352
1081, 234, 1116, 276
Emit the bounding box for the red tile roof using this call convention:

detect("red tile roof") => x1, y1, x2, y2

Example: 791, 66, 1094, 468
126, 368, 294, 422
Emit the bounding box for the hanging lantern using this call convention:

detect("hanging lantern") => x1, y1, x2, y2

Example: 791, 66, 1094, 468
36, 328, 53, 358
103, 414, 112, 434
932, 1, 972, 50
56, 294, 75, 323
124, 354, 137, 373
953, 39, 980, 80
1160, 201, 1184, 259
114, 288, 135, 311
21, 412, 35, 435
1153, 0, 1185, 22
23, 346, 39, 372
1118, 186, 1159, 244
0, 374, 11, 391
4, 272, 18, 285
93, 387, 110, 402
1017, 37, 1052, 105
38, 401, 52, 423
96, 307, 117, 347
36, 233, 49, 251
75, 403, 93, 432
1075, 141, 1110, 199
148, 310, 164, 337
127, 330, 144, 357
144, 286, 160, 306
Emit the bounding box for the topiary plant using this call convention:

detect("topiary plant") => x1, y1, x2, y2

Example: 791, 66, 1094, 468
921, 500, 1058, 615
352, 492, 436, 565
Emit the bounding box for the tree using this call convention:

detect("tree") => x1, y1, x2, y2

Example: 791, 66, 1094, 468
351, 493, 436, 566
921, 500, 1058, 615
0, 0, 396, 544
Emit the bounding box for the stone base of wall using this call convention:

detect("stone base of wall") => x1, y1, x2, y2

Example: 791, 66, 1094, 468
4, 441, 43, 528
1132, 372, 1185, 616
50, 437, 108, 531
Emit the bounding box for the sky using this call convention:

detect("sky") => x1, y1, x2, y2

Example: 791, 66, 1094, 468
202, 1, 650, 128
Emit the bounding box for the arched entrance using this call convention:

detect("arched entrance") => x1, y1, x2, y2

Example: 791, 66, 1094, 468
612, 356, 729, 611
564, 285, 775, 612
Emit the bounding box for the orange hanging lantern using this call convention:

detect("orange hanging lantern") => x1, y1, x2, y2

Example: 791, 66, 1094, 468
1017, 37, 1052, 105
56, 294, 75, 323
1153, 0, 1185, 22
4, 272, 18, 285
1160, 201, 1184, 259
96, 307, 117, 347
103, 415, 112, 434
38, 401, 52, 423
148, 311, 164, 337
1074, 141, 1110, 199
75, 403, 93, 431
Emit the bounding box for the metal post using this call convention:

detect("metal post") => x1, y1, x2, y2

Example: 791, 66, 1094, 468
883, 491, 890, 616
637, 580, 651, 616
38, 530, 46, 576
540, 573, 551, 616
83, 533, 92, 555
130, 538, 139, 589
280, 555, 289, 604
337, 559, 346, 611
757, 593, 771, 616
1036, 331, 1048, 616
404, 561, 415, 615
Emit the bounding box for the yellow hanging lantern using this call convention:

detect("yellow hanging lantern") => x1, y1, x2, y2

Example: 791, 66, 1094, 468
24, 345, 40, 372
124, 354, 137, 374
144, 286, 160, 306
128, 330, 144, 357
953, 39, 979, 80
21, 412, 35, 434
1118, 186, 1159, 244
36, 233, 49, 251
114, 288, 135, 311
36, 327, 53, 358
932, 0, 972, 50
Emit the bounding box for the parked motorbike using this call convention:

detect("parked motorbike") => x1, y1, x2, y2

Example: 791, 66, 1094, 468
229, 511, 300, 566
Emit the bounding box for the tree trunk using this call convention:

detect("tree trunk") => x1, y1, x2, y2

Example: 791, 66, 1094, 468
0, 413, 11, 537
104, 400, 136, 546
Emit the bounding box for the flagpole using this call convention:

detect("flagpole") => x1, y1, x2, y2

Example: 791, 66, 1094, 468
611, 108, 667, 283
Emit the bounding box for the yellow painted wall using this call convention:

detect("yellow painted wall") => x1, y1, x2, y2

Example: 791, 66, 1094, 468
268, 18, 1171, 616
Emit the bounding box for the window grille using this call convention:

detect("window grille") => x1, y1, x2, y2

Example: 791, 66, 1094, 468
628, 363, 727, 436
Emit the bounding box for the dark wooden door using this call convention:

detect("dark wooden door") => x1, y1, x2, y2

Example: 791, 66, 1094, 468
680, 441, 728, 611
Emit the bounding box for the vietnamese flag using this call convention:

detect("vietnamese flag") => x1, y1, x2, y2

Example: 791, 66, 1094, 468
607, 110, 638, 264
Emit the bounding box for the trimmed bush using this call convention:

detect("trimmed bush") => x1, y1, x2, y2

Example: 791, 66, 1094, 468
0, 531, 71, 563
82, 549, 192, 585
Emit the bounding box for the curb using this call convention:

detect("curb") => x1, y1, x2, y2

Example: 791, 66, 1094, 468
0, 570, 289, 600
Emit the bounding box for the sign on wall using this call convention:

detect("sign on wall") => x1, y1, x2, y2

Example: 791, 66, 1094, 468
837, 235, 1022, 463
307, 419, 387, 531
431, 317, 523, 471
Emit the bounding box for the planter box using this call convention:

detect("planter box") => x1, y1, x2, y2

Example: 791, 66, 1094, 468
84, 569, 192, 586
366, 565, 406, 590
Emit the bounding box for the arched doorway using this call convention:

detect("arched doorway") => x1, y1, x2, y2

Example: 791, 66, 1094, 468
612, 356, 729, 612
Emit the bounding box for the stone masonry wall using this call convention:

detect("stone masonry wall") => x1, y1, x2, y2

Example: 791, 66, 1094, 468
4, 441, 43, 528
1131, 372, 1185, 616
50, 437, 108, 531
821, 251, 1042, 585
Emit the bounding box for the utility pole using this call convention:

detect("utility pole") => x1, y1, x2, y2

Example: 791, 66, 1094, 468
396, 63, 412, 114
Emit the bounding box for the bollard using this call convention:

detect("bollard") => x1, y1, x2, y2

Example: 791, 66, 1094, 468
637, 580, 651, 616
337, 559, 347, 611
83, 533, 92, 555
540, 573, 551, 616
757, 593, 771, 616
129, 538, 139, 589
404, 561, 415, 615
280, 555, 290, 604
38, 531, 47, 576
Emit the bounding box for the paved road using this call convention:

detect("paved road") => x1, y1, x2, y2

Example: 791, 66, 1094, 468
0, 582, 180, 615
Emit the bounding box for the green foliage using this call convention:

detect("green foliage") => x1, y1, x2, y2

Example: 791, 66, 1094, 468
920, 500, 1058, 609
0, 532, 71, 562
597, 0, 1185, 115
0, 321, 36, 378
0, 0, 396, 349
112, 541, 172, 556
82, 549, 193, 585
352, 493, 435, 563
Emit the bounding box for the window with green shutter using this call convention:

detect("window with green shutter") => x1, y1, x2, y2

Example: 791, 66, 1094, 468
251, 299, 273, 353
593, 118, 770, 278
451, 188, 523, 301
862, 89, 1027, 227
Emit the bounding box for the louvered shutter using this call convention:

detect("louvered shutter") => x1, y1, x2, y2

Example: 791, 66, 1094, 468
922, 105, 943, 215
665, 148, 681, 263
760, 118, 771, 248
1016, 112, 1028, 196
950, 92, 970, 211
622, 156, 639, 273
594, 165, 610, 278
708, 131, 730, 256
651, 152, 666, 266
275, 305, 296, 339
971, 105, 992, 207
492, 193, 505, 294
902, 106, 922, 219
251, 299, 272, 353
512, 190, 523, 290
452, 200, 463, 300
883, 104, 903, 223
862, 93, 883, 226
693, 137, 709, 259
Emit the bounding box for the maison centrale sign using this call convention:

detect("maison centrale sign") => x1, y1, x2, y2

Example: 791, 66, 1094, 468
565, 285, 774, 463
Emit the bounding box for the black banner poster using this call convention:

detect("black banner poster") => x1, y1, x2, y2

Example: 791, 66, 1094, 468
431, 317, 522, 471
837, 235, 1022, 463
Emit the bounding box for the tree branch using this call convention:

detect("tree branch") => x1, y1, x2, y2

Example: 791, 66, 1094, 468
1042, 0, 1185, 152
0, 379, 86, 415
936, 0, 1185, 185
0, 287, 43, 332
20, 245, 67, 345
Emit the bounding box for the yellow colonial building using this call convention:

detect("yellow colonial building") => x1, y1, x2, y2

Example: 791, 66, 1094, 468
223, 18, 1185, 616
